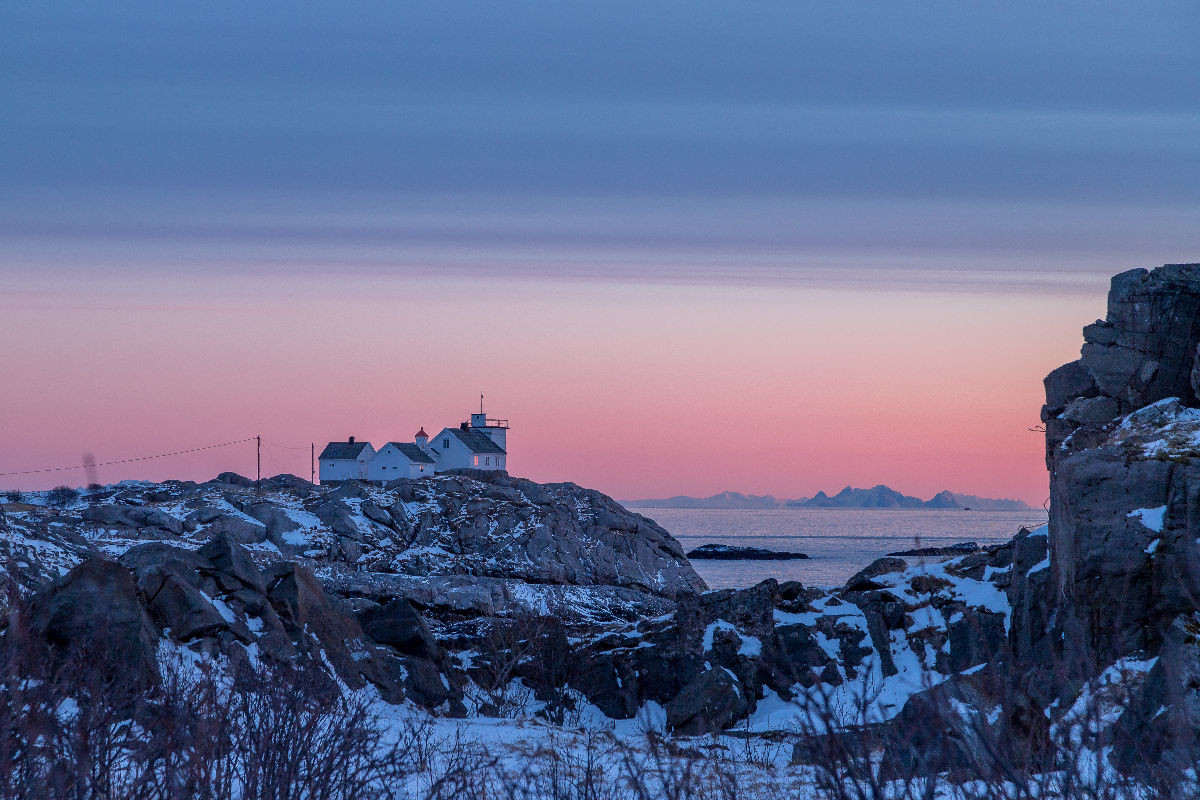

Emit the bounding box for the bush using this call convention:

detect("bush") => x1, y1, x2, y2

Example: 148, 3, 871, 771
45, 486, 78, 509
0, 616, 418, 800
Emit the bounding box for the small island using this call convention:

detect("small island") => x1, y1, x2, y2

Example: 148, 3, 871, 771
686, 543, 809, 560
886, 541, 979, 557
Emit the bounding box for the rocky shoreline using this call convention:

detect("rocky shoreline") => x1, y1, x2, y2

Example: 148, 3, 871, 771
6, 263, 1200, 784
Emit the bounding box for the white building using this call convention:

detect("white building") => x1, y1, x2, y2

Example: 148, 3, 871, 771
367, 438, 436, 480
427, 417, 508, 472
318, 409, 509, 484
317, 437, 375, 481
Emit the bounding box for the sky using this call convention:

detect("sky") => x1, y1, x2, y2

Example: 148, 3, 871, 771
2, 2, 1199, 503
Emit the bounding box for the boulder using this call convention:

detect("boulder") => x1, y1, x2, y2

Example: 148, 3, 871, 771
206, 514, 268, 545
120, 543, 252, 643
1112, 612, 1200, 775
265, 562, 375, 691
215, 472, 256, 487
665, 668, 750, 735
22, 557, 160, 692
81, 505, 184, 534
246, 504, 301, 545
356, 597, 440, 659
198, 532, 267, 594
878, 676, 1001, 782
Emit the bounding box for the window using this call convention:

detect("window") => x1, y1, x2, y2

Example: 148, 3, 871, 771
443, 439, 449, 449
484, 457, 490, 466
473, 455, 479, 466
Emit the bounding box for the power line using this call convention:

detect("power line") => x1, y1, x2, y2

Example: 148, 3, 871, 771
0, 438, 257, 477
262, 440, 311, 451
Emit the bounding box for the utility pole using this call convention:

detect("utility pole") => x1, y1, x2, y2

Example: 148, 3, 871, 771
256, 436, 261, 492
310, 443, 315, 485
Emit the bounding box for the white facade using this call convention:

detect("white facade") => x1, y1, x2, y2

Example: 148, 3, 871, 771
367, 443, 435, 480
318, 439, 375, 482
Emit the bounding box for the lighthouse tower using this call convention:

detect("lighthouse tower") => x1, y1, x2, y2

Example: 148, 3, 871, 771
470, 396, 509, 452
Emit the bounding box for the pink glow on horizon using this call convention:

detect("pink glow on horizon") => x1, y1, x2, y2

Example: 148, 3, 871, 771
2, 268, 1098, 505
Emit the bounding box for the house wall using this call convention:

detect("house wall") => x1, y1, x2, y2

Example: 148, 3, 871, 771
430, 429, 472, 472
319, 459, 356, 481
318, 443, 376, 483
429, 428, 505, 474
368, 445, 432, 480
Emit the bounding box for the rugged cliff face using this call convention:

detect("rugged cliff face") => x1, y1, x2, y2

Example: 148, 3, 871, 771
1001, 263, 1200, 770
1033, 266, 1200, 694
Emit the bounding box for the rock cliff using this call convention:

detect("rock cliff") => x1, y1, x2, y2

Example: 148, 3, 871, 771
1017, 263, 1200, 771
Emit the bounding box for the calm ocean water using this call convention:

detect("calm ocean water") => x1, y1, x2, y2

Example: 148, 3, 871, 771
627, 507, 1049, 590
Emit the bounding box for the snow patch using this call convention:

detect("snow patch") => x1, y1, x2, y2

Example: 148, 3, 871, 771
1129, 506, 1167, 533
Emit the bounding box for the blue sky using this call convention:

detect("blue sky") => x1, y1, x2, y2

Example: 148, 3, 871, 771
3, 1, 1199, 287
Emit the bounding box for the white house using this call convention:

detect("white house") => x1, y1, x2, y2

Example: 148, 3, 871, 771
318, 437, 375, 481
427, 417, 508, 472
367, 438, 436, 480
318, 408, 509, 484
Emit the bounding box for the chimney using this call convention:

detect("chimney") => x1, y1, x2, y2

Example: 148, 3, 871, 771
349, 436, 355, 444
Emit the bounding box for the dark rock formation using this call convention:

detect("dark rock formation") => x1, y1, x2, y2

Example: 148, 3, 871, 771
686, 544, 809, 560
886, 542, 979, 558
22, 557, 160, 693
1031, 265, 1200, 703
5, 534, 464, 713
665, 668, 750, 735
1112, 611, 1200, 774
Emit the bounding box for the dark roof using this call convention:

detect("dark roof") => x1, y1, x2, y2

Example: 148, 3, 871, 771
386, 443, 435, 464
447, 427, 506, 455
319, 441, 373, 460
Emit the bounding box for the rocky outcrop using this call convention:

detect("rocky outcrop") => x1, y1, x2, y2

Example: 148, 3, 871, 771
0, 470, 705, 615
3, 464, 1028, 735
548, 542, 1018, 734
4, 533, 464, 712
1028, 265, 1200, 709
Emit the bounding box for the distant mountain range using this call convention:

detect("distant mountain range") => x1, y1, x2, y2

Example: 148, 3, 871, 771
626, 485, 1036, 511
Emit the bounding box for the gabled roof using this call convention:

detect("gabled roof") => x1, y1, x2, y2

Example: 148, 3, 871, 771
386, 442, 435, 464
446, 427, 506, 455
319, 441, 373, 460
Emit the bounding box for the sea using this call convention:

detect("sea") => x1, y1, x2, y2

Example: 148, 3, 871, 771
626, 507, 1049, 591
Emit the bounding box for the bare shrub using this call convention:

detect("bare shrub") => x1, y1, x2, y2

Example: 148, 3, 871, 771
46, 486, 78, 509
471, 612, 559, 716
0, 595, 418, 800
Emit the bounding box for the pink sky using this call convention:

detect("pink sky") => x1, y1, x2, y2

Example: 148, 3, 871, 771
2, 263, 1104, 504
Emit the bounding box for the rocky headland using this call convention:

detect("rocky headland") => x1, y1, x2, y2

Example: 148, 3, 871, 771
5, 263, 1200, 786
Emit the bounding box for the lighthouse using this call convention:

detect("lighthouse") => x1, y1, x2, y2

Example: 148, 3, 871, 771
470, 396, 509, 452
